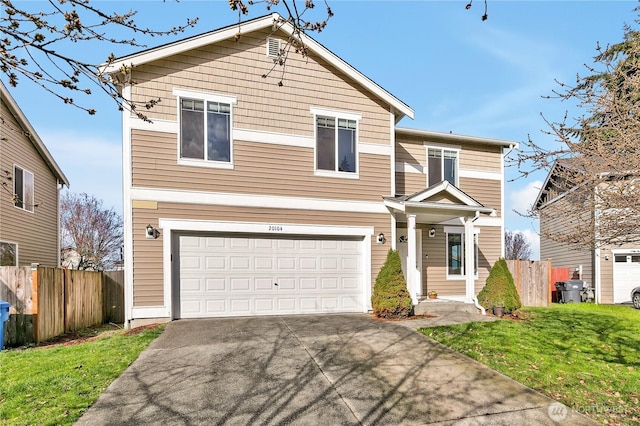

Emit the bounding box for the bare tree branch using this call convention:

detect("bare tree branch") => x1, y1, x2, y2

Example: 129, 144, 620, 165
515, 8, 640, 249
60, 192, 123, 271
1, 0, 197, 117
505, 230, 532, 260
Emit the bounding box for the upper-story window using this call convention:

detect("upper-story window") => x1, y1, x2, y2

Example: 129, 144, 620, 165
312, 108, 361, 177
14, 165, 34, 212
173, 88, 237, 169
427, 147, 458, 187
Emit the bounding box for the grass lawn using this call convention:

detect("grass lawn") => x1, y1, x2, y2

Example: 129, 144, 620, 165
422, 304, 640, 425
0, 324, 164, 425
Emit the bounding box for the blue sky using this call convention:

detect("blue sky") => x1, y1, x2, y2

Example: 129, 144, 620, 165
4, 1, 638, 259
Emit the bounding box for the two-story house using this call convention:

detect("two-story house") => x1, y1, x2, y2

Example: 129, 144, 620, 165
1, 81, 69, 267
535, 160, 640, 305
102, 14, 515, 327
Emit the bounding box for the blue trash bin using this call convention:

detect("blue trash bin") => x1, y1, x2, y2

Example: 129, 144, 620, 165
0, 300, 10, 350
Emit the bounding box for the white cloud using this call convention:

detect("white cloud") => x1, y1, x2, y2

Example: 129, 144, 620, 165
509, 180, 543, 216
41, 130, 123, 213
521, 229, 540, 261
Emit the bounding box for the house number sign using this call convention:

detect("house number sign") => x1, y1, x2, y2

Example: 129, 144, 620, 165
268, 225, 284, 232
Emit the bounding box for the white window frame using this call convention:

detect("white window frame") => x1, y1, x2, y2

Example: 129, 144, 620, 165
13, 164, 35, 213
444, 226, 479, 280
311, 107, 361, 179
426, 145, 460, 187
0, 240, 18, 266
173, 88, 237, 170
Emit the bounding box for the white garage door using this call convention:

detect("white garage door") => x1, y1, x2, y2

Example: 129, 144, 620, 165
613, 253, 640, 304
178, 234, 364, 318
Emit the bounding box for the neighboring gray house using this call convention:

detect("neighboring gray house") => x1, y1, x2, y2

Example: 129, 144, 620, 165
535, 161, 640, 304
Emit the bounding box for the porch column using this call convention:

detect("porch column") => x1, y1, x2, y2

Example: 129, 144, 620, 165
464, 217, 475, 303
407, 214, 419, 305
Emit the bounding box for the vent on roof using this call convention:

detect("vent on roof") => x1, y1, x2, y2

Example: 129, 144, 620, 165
267, 38, 281, 59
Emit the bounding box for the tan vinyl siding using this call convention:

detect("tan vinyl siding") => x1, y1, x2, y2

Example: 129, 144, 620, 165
539, 206, 594, 288
0, 100, 59, 267
132, 130, 390, 201
459, 177, 502, 216
128, 30, 391, 146
395, 138, 424, 165
394, 172, 425, 196
395, 133, 503, 198
458, 143, 502, 173
132, 203, 390, 306
398, 224, 501, 297
473, 226, 503, 294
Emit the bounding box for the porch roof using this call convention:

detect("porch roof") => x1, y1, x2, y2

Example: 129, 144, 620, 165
383, 181, 496, 223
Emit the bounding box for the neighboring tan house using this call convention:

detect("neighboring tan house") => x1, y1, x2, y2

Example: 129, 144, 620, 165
102, 14, 516, 327
535, 161, 640, 304
0, 81, 69, 267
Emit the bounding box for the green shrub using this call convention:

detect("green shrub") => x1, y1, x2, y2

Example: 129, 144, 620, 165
371, 249, 413, 318
477, 258, 522, 313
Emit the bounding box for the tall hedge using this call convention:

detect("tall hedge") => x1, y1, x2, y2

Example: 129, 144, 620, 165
477, 258, 522, 313
371, 249, 413, 318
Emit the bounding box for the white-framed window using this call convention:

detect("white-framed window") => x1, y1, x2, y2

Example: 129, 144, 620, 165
445, 227, 479, 279
311, 107, 361, 178
173, 88, 237, 169
427, 147, 459, 187
0, 241, 17, 266
14, 165, 34, 212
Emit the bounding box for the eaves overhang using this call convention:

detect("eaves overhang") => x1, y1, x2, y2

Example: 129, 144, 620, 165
395, 127, 517, 149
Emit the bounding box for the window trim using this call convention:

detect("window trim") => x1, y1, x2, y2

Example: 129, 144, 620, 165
13, 164, 35, 213
0, 240, 18, 266
425, 145, 460, 187
310, 107, 361, 179
173, 88, 237, 170
444, 226, 479, 280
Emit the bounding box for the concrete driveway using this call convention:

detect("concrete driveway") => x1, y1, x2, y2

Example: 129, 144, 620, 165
77, 314, 594, 425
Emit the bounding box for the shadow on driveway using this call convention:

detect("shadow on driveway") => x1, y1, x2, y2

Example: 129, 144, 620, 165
76, 314, 595, 425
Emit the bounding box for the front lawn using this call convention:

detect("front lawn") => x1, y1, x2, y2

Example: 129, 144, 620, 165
0, 324, 164, 425
422, 304, 640, 425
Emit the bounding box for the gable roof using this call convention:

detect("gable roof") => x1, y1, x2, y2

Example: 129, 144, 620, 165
100, 13, 414, 123
1, 81, 69, 186
533, 158, 592, 210
383, 181, 496, 219
402, 180, 483, 206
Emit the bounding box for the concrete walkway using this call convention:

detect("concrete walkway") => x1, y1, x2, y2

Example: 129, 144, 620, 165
77, 314, 595, 425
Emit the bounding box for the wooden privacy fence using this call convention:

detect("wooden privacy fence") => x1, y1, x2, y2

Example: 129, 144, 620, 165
506, 259, 552, 307
0, 266, 124, 347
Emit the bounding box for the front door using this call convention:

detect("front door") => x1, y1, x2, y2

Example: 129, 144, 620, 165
397, 228, 422, 297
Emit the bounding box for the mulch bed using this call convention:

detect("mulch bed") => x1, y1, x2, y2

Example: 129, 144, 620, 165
371, 313, 437, 322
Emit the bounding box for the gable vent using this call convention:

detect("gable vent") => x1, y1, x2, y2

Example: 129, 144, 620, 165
267, 38, 281, 58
